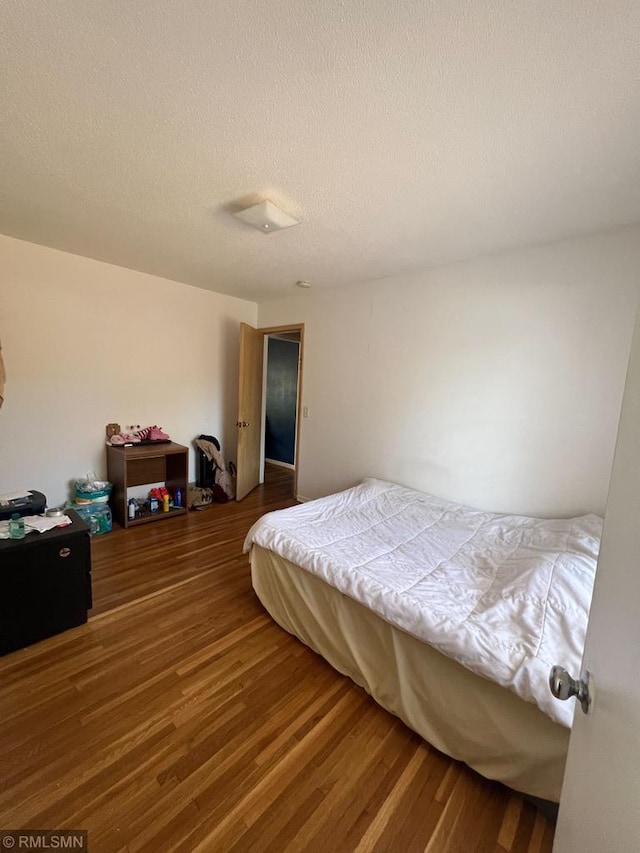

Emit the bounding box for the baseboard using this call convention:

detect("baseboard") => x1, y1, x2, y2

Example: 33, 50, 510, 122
265, 458, 295, 470
296, 494, 311, 503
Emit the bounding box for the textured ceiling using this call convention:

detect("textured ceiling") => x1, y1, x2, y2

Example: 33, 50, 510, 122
1, 1, 639, 302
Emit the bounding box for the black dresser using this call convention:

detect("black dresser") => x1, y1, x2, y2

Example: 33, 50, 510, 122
0, 511, 92, 655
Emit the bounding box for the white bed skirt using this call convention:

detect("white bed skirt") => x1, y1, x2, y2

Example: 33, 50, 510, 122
251, 544, 569, 802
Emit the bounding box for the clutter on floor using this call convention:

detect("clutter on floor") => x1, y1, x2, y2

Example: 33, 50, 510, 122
73, 476, 111, 504
194, 434, 236, 502
67, 474, 113, 535
187, 485, 214, 510
71, 503, 112, 535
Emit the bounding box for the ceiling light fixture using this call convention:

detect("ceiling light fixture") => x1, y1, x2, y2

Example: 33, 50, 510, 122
232, 199, 300, 233
296, 280, 312, 289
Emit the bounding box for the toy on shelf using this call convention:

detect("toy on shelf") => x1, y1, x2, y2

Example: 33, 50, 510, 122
106, 424, 171, 446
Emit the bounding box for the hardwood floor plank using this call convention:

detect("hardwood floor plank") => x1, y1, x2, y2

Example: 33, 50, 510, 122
280, 721, 413, 853
498, 793, 525, 851
186, 691, 366, 850
353, 744, 431, 852
0, 465, 556, 852
373, 746, 450, 853
233, 701, 390, 853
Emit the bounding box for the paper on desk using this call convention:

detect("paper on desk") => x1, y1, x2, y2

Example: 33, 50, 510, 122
23, 515, 72, 533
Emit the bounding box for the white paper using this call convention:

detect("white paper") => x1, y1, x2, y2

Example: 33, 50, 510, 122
0, 490, 32, 504
23, 515, 72, 533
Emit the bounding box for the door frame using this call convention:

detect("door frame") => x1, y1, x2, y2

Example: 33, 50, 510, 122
256, 323, 305, 498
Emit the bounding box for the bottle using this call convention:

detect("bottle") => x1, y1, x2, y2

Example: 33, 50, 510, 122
128, 499, 136, 521
89, 513, 100, 536
9, 513, 25, 540
174, 487, 182, 508
149, 496, 159, 513
163, 494, 170, 513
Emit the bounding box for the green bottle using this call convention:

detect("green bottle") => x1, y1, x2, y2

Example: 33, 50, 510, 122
9, 513, 25, 540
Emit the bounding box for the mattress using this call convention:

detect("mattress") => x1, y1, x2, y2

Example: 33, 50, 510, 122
244, 478, 601, 728
251, 545, 569, 801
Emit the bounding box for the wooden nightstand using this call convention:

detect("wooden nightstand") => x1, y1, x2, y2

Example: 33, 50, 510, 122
106, 442, 189, 528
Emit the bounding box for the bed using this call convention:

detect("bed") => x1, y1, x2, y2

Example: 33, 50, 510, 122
244, 478, 601, 802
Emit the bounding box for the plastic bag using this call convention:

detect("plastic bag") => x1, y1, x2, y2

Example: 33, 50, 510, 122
74, 471, 112, 503
69, 502, 112, 535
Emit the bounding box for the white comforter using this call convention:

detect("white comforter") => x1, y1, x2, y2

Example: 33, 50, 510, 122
244, 478, 602, 728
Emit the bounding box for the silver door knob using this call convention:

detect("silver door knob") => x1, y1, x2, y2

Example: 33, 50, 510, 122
549, 665, 593, 715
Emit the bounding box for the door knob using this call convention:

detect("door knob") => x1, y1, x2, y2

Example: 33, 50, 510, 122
549, 665, 593, 715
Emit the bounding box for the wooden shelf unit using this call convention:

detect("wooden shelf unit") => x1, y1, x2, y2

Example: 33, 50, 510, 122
106, 442, 189, 528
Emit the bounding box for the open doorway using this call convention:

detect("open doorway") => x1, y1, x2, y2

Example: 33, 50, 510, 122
236, 322, 304, 501
261, 331, 300, 495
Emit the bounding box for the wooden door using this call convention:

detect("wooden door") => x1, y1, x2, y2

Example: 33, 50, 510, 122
553, 312, 640, 852
236, 323, 264, 501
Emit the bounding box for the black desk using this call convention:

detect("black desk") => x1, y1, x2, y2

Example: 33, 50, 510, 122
0, 511, 92, 655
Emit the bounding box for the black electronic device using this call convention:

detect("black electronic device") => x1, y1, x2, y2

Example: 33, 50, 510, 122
0, 490, 46, 521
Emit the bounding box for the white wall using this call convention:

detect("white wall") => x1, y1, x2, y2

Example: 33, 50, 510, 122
259, 227, 640, 517
0, 235, 256, 506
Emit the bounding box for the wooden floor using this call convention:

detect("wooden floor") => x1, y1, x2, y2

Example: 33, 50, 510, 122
0, 466, 556, 852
